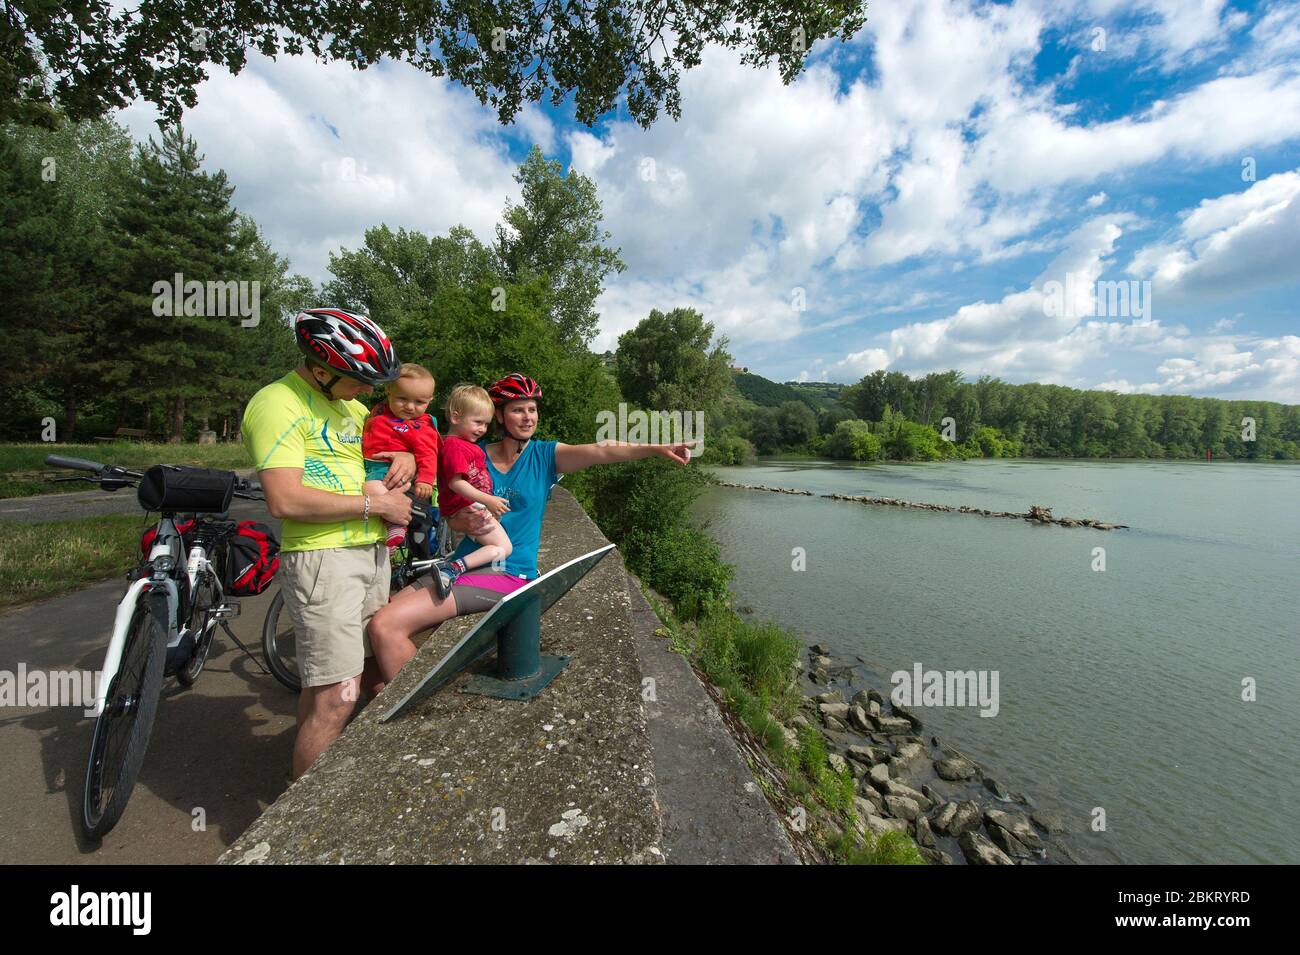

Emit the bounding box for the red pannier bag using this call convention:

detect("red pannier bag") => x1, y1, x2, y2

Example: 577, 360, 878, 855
224, 521, 280, 596
140, 519, 196, 557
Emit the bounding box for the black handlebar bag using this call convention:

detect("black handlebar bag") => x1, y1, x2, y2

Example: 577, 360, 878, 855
137, 465, 236, 513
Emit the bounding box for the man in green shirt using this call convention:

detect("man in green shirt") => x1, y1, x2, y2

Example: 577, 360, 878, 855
244, 308, 414, 778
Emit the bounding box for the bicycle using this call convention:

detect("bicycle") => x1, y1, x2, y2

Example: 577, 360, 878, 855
46, 454, 266, 840
260, 497, 456, 693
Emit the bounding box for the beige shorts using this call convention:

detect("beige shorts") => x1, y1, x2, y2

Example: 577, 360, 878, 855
278, 543, 390, 687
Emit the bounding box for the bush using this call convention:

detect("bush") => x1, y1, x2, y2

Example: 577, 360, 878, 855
628, 524, 733, 620
823, 419, 882, 460
698, 432, 755, 466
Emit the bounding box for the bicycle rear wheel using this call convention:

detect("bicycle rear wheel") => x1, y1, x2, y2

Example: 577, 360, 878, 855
260, 590, 301, 693
81, 588, 169, 840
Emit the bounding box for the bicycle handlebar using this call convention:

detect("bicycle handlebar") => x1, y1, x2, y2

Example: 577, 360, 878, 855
45, 454, 106, 473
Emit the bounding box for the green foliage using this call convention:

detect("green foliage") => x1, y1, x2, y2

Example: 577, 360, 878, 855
832, 829, 926, 865
4, 3, 870, 129
495, 146, 625, 346
745, 400, 820, 453
733, 371, 826, 410
823, 419, 882, 460
698, 431, 756, 466
614, 307, 735, 419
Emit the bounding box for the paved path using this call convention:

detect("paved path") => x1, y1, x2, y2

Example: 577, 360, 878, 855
0, 487, 296, 864
0, 481, 261, 524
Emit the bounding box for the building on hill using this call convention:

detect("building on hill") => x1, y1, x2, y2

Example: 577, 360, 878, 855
730, 365, 749, 374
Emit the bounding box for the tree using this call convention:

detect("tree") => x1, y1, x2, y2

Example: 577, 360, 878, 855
495, 146, 624, 345
0, 117, 135, 439
614, 307, 734, 417
775, 400, 818, 447
4, 2, 871, 129
108, 125, 253, 441
824, 419, 881, 460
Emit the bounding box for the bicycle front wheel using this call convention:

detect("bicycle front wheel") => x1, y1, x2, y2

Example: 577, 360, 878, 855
81, 588, 169, 840
261, 590, 301, 693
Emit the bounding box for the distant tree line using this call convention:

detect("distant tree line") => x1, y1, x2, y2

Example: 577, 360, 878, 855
709, 368, 1300, 462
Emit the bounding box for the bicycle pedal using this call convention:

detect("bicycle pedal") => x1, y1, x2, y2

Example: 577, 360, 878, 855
213, 601, 241, 619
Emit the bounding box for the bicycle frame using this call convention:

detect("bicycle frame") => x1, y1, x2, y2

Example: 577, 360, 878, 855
93, 515, 223, 717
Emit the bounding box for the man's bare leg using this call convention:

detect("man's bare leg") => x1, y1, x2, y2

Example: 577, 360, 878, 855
293, 675, 361, 779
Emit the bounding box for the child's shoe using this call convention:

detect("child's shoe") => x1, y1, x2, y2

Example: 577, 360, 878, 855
386, 523, 406, 550
431, 558, 467, 599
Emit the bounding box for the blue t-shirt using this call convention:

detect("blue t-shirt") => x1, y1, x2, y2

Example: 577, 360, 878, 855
450, 439, 557, 580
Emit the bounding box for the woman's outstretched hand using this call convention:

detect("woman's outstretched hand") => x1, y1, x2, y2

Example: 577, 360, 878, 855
656, 442, 695, 467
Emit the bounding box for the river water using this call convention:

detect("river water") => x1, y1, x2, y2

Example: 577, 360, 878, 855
696, 458, 1299, 864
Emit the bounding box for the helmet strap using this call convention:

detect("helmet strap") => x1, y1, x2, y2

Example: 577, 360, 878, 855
308, 364, 342, 400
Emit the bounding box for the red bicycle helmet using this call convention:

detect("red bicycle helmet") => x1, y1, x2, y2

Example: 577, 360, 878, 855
294, 308, 400, 386
488, 373, 542, 406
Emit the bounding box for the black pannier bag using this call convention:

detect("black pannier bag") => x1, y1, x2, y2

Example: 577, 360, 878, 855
137, 465, 235, 513
224, 521, 280, 595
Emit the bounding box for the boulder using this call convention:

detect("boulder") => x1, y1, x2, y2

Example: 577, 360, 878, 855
824, 716, 849, 733
875, 778, 931, 810
959, 831, 1014, 865
1031, 809, 1070, 834
935, 756, 978, 781
863, 814, 909, 837
983, 776, 1015, 801
873, 716, 914, 735
891, 701, 923, 729
855, 785, 884, 813
931, 800, 980, 836
814, 690, 844, 705
988, 826, 1037, 860
827, 753, 850, 777
848, 705, 874, 733
915, 814, 937, 849
883, 794, 922, 821
867, 763, 891, 787
893, 741, 928, 768
845, 744, 888, 766
810, 643, 832, 656
818, 702, 849, 721
812, 654, 834, 669
984, 809, 1043, 851
918, 846, 952, 865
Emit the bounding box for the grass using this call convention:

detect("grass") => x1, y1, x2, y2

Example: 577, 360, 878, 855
0, 441, 253, 498
0, 514, 147, 609
639, 584, 923, 864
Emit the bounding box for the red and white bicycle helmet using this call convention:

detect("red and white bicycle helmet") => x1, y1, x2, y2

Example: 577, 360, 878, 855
294, 308, 400, 387
488, 373, 542, 407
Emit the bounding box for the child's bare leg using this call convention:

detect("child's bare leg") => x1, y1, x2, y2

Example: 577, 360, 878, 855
456, 522, 512, 572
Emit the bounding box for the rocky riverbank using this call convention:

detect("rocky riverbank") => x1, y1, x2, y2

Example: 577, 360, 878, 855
795, 644, 1083, 865
718, 481, 1127, 530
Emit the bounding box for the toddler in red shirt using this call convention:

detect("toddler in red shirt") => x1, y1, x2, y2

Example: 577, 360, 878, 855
362, 363, 440, 549
431, 384, 512, 597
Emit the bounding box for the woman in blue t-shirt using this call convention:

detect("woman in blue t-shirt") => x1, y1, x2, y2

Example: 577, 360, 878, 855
367, 373, 692, 684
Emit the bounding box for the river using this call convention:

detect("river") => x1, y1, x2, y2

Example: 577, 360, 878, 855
696, 457, 1299, 864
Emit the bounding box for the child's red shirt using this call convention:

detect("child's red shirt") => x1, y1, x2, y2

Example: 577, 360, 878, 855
361, 404, 440, 486
438, 435, 493, 517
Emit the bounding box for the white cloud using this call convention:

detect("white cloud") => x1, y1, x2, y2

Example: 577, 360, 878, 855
1127, 170, 1300, 297
118, 56, 541, 283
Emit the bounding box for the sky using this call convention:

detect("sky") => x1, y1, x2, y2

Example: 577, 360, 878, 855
119, 0, 1300, 403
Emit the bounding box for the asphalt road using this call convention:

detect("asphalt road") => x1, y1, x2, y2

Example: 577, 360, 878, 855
0, 489, 298, 863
